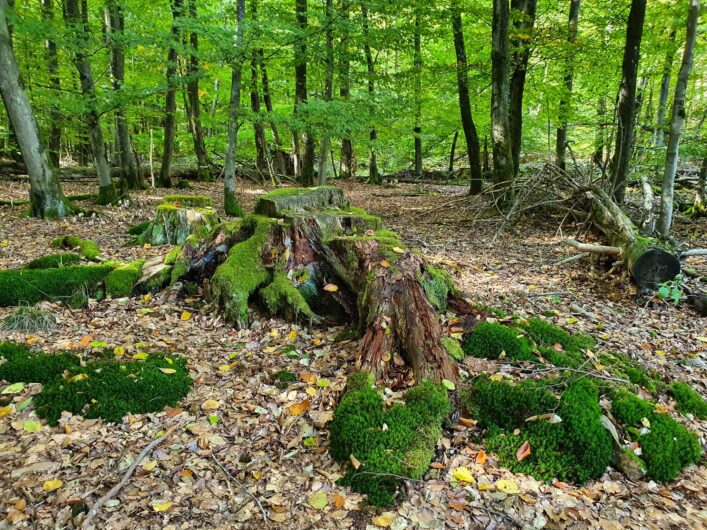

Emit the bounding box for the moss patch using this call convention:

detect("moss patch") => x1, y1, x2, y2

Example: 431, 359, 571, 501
421, 265, 454, 312
462, 322, 535, 361
128, 221, 151, 236
25, 253, 83, 269
105, 260, 145, 297
161, 195, 213, 208
0, 342, 80, 385
51, 235, 101, 260
329, 376, 451, 506
669, 382, 707, 419
523, 317, 596, 353
259, 272, 316, 321
442, 336, 464, 361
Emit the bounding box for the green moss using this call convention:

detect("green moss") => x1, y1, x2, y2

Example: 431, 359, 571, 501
128, 221, 151, 236
0, 342, 80, 384
105, 260, 145, 298
523, 318, 596, 352
164, 245, 184, 265
0, 263, 117, 306
421, 265, 454, 312
224, 190, 244, 217
161, 195, 213, 207
259, 272, 315, 321
273, 370, 296, 388
51, 235, 101, 260
611, 390, 655, 425
259, 186, 338, 199
176, 180, 192, 189
538, 346, 584, 368
441, 336, 464, 361
622, 366, 658, 393
210, 216, 275, 325
669, 382, 707, 419
330, 378, 451, 506
25, 253, 83, 269
462, 322, 535, 361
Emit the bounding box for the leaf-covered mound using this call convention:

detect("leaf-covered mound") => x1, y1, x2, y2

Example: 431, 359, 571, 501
0, 342, 191, 425
329, 372, 451, 506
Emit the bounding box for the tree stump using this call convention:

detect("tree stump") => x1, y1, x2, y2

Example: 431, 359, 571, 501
136, 195, 220, 246
184, 187, 465, 384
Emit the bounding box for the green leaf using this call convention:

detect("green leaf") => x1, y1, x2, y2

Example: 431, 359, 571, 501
442, 379, 456, 391
23, 420, 42, 433
308, 492, 328, 509
1, 382, 24, 394
657, 286, 670, 299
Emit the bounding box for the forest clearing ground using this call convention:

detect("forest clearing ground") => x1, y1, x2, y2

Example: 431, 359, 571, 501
0, 179, 705, 529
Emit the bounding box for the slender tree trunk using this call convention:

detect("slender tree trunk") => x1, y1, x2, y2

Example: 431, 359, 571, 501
318, 0, 334, 185
186, 0, 209, 180
451, 0, 482, 195
248, 0, 267, 172
694, 157, 706, 211
224, 0, 245, 216
104, 0, 141, 190
63, 0, 116, 204
491, 0, 515, 204
413, 9, 422, 177
654, 30, 676, 148
40, 0, 61, 169
361, 1, 379, 184
2, 0, 21, 164
448, 130, 458, 175
609, 0, 646, 204
508, 0, 536, 177
294, 0, 315, 185
592, 96, 606, 166
159, 0, 183, 188
257, 49, 286, 174
659, 0, 699, 237
339, 0, 354, 178
555, 0, 580, 171
0, 0, 70, 217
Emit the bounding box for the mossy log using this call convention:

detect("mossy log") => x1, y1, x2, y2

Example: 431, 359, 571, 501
183, 187, 463, 383
136, 198, 219, 246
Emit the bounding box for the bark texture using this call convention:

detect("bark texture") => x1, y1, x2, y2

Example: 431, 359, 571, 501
555, 0, 580, 171
224, 0, 245, 216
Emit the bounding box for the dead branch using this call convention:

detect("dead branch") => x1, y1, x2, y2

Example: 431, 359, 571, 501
559, 238, 623, 256
211, 451, 268, 522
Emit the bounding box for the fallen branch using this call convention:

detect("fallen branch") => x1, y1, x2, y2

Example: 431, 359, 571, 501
82, 425, 178, 529
559, 238, 622, 256
680, 249, 707, 258
211, 451, 268, 522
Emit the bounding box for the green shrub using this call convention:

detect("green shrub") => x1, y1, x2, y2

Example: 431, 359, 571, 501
462, 322, 535, 361
524, 318, 596, 352
669, 382, 707, 419
25, 253, 83, 269
105, 260, 145, 297
51, 235, 101, 260
1, 306, 57, 332
161, 195, 212, 208
329, 377, 450, 506
0, 263, 116, 306
0, 342, 80, 385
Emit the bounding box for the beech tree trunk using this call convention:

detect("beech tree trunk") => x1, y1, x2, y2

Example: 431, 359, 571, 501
248, 0, 267, 173
609, 0, 646, 204
40, 0, 61, 169
658, 0, 699, 237
362, 1, 380, 184
257, 49, 287, 175
294, 0, 315, 186
224, 0, 245, 216
555, 0, 580, 171
451, 0, 482, 195
317, 0, 334, 185
694, 157, 706, 213
654, 30, 676, 148
63, 0, 117, 204
413, 10, 422, 178
338, 0, 355, 179
159, 0, 183, 188
0, 0, 70, 218
186, 0, 210, 180
508, 0, 536, 177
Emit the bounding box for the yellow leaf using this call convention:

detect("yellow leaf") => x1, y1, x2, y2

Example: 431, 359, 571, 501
656, 350, 666, 356
288, 330, 298, 341
202, 399, 220, 411
391, 247, 405, 254
218, 364, 232, 372
2, 382, 24, 394
452, 466, 475, 483
263, 346, 276, 354
654, 404, 669, 414
142, 460, 158, 472
143, 243, 152, 249
350, 453, 362, 469
79, 335, 94, 348
159, 368, 177, 374
181, 311, 192, 321
142, 293, 153, 302
323, 283, 339, 292
308, 492, 328, 509
0, 405, 13, 417
113, 346, 125, 357
289, 399, 311, 416
478, 482, 495, 491
0, 240, 8, 247
380, 260, 390, 268
68, 373, 88, 383
251, 470, 262, 480
151, 501, 173, 512
305, 386, 317, 397
23, 420, 41, 433
490, 374, 503, 382
132, 352, 149, 360
566, 317, 578, 325
25, 335, 39, 345
42, 479, 63, 492
371, 512, 396, 527
495, 479, 520, 494
475, 450, 488, 465
697, 336, 707, 344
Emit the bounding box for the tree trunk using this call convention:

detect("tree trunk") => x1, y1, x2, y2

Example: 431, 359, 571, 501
491, 0, 515, 204
185, 0, 209, 181
63, 0, 116, 204
0, 0, 70, 218
658, 0, 699, 237
555, 0, 580, 171
257, 49, 287, 174
609, 0, 646, 204
413, 9, 422, 178
318, 0, 334, 185
592, 96, 607, 167
104, 0, 141, 191
451, 0, 482, 194
248, 0, 267, 173
692, 157, 706, 214
294, 0, 315, 186
654, 30, 676, 147
159, 0, 183, 188
224, 0, 245, 216
338, 0, 355, 179
40, 0, 61, 169
448, 130, 458, 175
362, 1, 379, 184
508, 0, 536, 177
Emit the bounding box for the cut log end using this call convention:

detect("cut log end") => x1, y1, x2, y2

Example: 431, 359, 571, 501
630, 248, 681, 289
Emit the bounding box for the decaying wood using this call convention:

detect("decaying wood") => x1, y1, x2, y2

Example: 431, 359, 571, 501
560, 238, 622, 256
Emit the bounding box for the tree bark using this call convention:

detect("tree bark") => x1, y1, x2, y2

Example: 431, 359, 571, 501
609, 0, 646, 204
693, 157, 706, 214
248, 0, 267, 173
317, 0, 334, 185
555, 0, 580, 171
40, 0, 61, 169
413, 9, 422, 178
508, 0, 536, 177
257, 49, 287, 174
185, 0, 209, 181
448, 130, 458, 175
294, 0, 315, 186
224, 0, 245, 216
338, 0, 355, 179
63, 0, 116, 204
159, 0, 183, 188
654, 30, 676, 148
0, 0, 70, 218
491, 0, 515, 204
658, 0, 699, 237
361, 1, 379, 184
451, 0, 482, 195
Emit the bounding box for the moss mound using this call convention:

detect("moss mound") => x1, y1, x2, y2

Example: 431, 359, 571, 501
462, 376, 613, 483
105, 260, 145, 297
441, 336, 464, 361
462, 322, 534, 361
51, 235, 101, 260
259, 272, 315, 321
523, 318, 596, 353
0, 342, 192, 426
128, 221, 151, 236
25, 253, 83, 269
329, 375, 451, 506
669, 382, 707, 419
161, 195, 213, 208
611, 391, 702, 481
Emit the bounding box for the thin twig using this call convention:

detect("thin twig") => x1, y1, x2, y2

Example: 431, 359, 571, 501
211, 452, 269, 523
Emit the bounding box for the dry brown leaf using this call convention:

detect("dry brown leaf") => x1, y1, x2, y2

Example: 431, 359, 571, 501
516, 440, 531, 461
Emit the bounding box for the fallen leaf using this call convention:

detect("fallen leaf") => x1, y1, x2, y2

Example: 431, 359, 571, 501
23, 420, 41, 433
392, 247, 405, 254
323, 283, 339, 292
79, 335, 94, 347
516, 440, 531, 461
181, 311, 192, 321
68, 373, 88, 382
350, 453, 362, 469
448, 498, 466, 511
308, 492, 328, 509
159, 368, 177, 374
0, 405, 13, 417
442, 379, 455, 391
288, 330, 298, 341
380, 260, 390, 268
452, 466, 475, 483
202, 399, 220, 411
475, 450, 488, 465
371, 512, 396, 527
2, 382, 24, 394
142, 460, 158, 472
42, 479, 63, 492
332, 493, 345, 509
165, 406, 183, 417
132, 352, 149, 360
495, 479, 520, 494
151, 501, 173, 512
289, 400, 311, 416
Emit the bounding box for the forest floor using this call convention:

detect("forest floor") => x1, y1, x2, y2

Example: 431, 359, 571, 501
0, 178, 705, 530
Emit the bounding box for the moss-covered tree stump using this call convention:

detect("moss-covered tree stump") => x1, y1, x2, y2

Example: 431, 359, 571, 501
136, 195, 219, 246
183, 187, 465, 383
